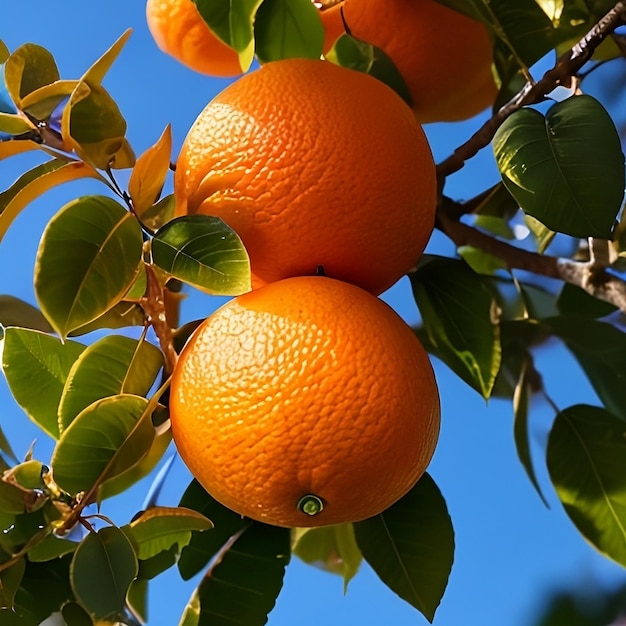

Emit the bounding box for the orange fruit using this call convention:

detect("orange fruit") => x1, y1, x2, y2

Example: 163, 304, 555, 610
169, 276, 440, 528
146, 0, 244, 77
174, 58, 437, 296
329, 0, 497, 123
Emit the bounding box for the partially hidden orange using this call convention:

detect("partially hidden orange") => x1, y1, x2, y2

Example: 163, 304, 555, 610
146, 0, 244, 77
174, 58, 437, 296
325, 0, 498, 123
169, 276, 441, 527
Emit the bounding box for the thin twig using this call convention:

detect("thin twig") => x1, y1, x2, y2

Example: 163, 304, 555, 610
436, 209, 626, 312
436, 1, 626, 179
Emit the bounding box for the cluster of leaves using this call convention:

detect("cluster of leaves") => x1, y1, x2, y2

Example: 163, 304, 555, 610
0, 0, 625, 625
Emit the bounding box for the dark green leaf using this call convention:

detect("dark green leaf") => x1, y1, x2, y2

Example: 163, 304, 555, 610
0, 557, 25, 610
493, 95, 625, 238
178, 480, 250, 580
34, 195, 144, 338
544, 317, 626, 421
292, 523, 362, 590
193, 0, 260, 66
513, 360, 550, 507
326, 35, 412, 106
1, 327, 85, 439
61, 602, 94, 626
0, 480, 38, 515
0, 295, 53, 332
354, 473, 454, 622
125, 506, 212, 561
58, 335, 163, 432
254, 0, 324, 63
13, 554, 75, 624
410, 256, 501, 399
27, 533, 78, 562
556, 283, 618, 318
191, 522, 290, 626
547, 404, 626, 567
70, 526, 138, 622
51, 394, 151, 495
152, 214, 250, 296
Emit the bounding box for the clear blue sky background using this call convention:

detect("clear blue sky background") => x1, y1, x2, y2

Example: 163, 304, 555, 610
1, 3, 625, 625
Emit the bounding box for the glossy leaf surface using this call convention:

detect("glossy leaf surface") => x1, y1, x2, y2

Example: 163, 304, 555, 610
354, 474, 454, 622
1, 328, 85, 439
152, 214, 251, 296
51, 394, 151, 495
411, 256, 501, 399
57, 334, 163, 432
494, 95, 625, 238
548, 405, 626, 567
70, 526, 138, 622
34, 195, 143, 338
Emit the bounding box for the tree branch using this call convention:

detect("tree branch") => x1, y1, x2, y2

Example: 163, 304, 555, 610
436, 207, 626, 312
436, 1, 626, 179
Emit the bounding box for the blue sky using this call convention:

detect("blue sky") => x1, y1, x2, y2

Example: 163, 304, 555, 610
1, 3, 625, 625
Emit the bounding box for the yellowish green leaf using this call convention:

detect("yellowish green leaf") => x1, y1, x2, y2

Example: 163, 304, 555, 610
0, 159, 102, 244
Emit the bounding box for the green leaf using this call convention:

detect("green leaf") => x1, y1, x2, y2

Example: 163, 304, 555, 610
1, 327, 85, 439
193, 0, 260, 70
187, 522, 290, 626
34, 195, 144, 339
178, 480, 250, 580
4, 43, 59, 105
61, 81, 132, 169
0, 159, 103, 245
70, 526, 138, 622
513, 360, 550, 507
50, 394, 151, 495
410, 256, 501, 399
354, 473, 454, 622
0, 113, 33, 135
137, 193, 175, 233
493, 95, 625, 238
0, 557, 25, 610
61, 602, 94, 626
547, 404, 626, 567
0, 480, 38, 515
128, 124, 172, 217
544, 317, 626, 421
0, 295, 53, 332
27, 533, 78, 562
151, 214, 251, 296
96, 424, 171, 503
58, 335, 163, 432
125, 506, 213, 561
435, 0, 556, 66
68, 301, 146, 336
13, 554, 75, 624
254, 0, 324, 63
457, 245, 508, 275
326, 34, 412, 107
292, 523, 362, 590
556, 283, 618, 319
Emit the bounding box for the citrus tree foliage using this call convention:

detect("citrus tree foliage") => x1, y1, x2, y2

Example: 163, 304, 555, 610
1, 1, 626, 625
